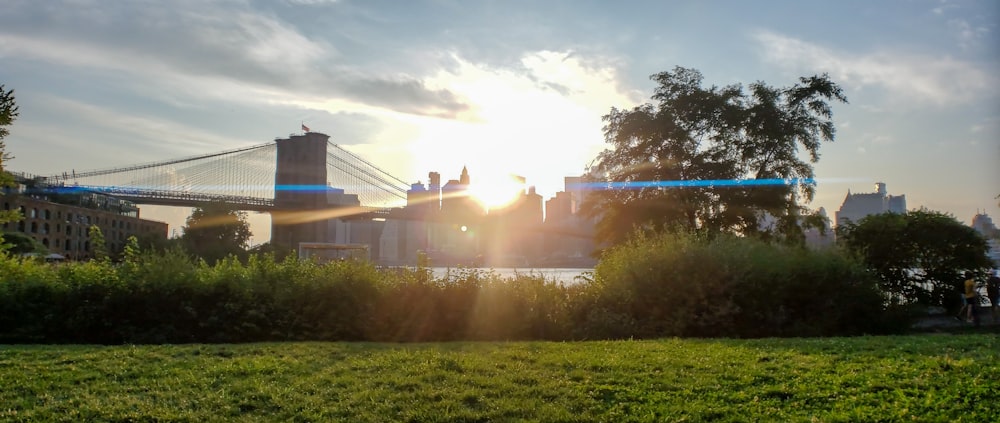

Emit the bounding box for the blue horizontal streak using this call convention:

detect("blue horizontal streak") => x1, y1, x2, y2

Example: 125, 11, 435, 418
570, 178, 816, 190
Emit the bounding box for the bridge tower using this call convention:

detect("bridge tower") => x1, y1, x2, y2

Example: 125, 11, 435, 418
271, 131, 329, 250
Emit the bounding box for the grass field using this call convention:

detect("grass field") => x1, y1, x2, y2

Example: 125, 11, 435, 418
2, 334, 997, 422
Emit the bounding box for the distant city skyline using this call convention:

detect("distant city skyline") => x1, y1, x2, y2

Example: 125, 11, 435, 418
2, 0, 997, 245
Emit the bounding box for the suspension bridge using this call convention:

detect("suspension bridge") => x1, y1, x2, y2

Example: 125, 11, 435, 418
28, 132, 410, 213
9, 131, 598, 264
8, 131, 419, 251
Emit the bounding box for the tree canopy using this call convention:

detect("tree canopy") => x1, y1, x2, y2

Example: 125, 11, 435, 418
180, 202, 252, 264
837, 209, 992, 307
0, 84, 21, 251
0, 231, 46, 255
583, 67, 847, 245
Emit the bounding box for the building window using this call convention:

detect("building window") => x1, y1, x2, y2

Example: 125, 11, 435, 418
42, 238, 49, 247
84, 241, 90, 252
30, 208, 37, 218
43, 223, 49, 234
67, 213, 73, 223
66, 225, 72, 236
30, 222, 38, 233
65, 239, 72, 251
17, 221, 24, 232
44, 209, 51, 220
2, 202, 8, 210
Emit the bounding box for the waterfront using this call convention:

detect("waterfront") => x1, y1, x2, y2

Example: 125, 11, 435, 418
430, 267, 593, 285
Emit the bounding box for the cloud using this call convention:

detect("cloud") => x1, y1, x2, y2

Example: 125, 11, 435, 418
947, 18, 991, 50
0, 1, 469, 119
967, 117, 999, 149
337, 76, 469, 119
11, 95, 255, 169
401, 51, 634, 196
282, 0, 341, 5
932, 0, 958, 16
753, 30, 995, 106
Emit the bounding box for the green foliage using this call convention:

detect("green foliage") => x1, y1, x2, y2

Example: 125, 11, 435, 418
367, 268, 574, 342
247, 241, 294, 261
0, 249, 581, 343
0, 84, 22, 249
0, 231, 47, 255
0, 84, 17, 141
0, 336, 996, 421
583, 231, 907, 338
585, 67, 847, 245
838, 209, 992, 308
0, 230, 922, 343
88, 225, 109, 261
133, 231, 178, 253
180, 202, 252, 264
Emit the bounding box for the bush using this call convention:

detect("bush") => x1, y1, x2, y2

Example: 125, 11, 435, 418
366, 268, 574, 342
578, 232, 910, 338
0, 234, 914, 344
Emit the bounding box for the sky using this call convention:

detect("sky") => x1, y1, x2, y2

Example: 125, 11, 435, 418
2, 0, 998, 245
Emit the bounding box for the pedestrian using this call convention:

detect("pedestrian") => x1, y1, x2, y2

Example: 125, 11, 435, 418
987, 269, 1000, 324
963, 271, 980, 326
955, 291, 968, 322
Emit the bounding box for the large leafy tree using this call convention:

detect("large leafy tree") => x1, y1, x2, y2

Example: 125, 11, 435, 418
0, 232, 46, 255
584, 67, 846, 245
0, 85, 21, 251
837, 209, 992, 307
180, 202, 252, 264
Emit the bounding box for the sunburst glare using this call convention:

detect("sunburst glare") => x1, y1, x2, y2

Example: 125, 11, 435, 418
468, 174, 526, 210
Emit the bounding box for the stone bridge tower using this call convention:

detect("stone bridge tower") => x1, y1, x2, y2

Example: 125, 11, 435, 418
270, 131, 329, 250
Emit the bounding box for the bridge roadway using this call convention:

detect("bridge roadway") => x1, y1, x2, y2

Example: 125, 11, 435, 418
104, 189, 391, 220
114, 188, 594, 239
16, 179, 594, 238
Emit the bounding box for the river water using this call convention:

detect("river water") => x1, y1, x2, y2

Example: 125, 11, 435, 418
429, 267, 594, 285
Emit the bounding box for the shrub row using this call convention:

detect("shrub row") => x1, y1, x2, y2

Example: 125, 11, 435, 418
0, 250, 580, 344
0, 236, 915, 344
582, 233, 916, 338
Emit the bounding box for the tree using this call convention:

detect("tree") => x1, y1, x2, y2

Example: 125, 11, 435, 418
247, 241, 293, 261
837, 209, 992, 308
0, 84, 21, 252
134, 231, 179, 253
180, 202, 252, 263
89, 225, 110, 261
583, 67, 847, 245
0, 231, 47, 255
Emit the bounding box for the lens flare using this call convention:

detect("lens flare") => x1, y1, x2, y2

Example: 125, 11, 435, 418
468, 174, 526, 209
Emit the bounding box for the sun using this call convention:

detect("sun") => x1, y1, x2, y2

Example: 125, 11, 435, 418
469, 174, 525, 210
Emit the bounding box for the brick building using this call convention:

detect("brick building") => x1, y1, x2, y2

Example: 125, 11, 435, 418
2, 180, 167, 260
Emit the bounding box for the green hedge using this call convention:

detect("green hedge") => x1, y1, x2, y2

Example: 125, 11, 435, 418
0, 236, 913, 344
581, 232, 914, 338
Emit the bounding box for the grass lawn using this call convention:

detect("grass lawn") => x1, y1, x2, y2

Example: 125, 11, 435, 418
1, 334, 997, 422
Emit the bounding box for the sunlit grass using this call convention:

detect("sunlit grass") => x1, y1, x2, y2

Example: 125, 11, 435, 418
2, 335, 996, 422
